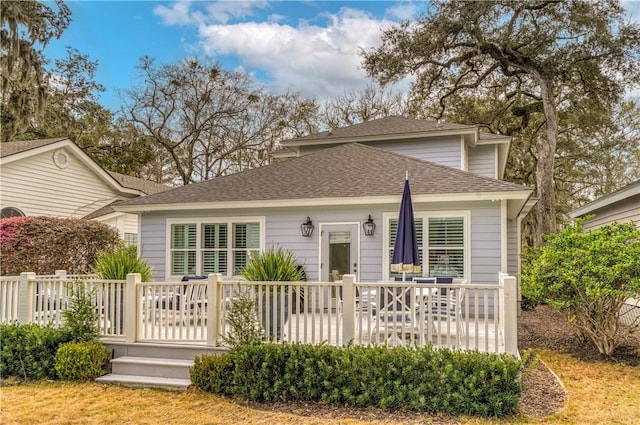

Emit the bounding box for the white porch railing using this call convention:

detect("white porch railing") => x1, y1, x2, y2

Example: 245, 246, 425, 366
1, 271, 520, 356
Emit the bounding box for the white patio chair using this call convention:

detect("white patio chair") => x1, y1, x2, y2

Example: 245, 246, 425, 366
370, 282, 423, 347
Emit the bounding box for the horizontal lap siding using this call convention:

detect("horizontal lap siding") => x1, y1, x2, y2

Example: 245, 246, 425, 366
582, 196, 640, 230
1, 149, 125, 218
506, 219, 519, 276
373, 137, 461, 169
470, 204, 502, 286
468, 145, 496, 178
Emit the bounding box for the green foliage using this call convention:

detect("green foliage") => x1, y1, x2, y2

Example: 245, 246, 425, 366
522, 219, 640, 355
191, 344, 527, 417
0, 323, 71, 380
62, 281, 99, 343
55, 341, 110, 381
241, 246, 304, 282
223, 286, 263, 348
94, 244, 153, 281
0, 216, 120, 275
190, 354, 234, 395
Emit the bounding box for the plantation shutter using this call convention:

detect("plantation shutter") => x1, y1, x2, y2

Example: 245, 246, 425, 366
202, 224, 227, 274
171, 224, 196, 275
233, 223, 260, 274
427, 217, 464, 278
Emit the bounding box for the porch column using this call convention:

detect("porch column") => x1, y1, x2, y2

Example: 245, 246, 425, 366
17, 272, 36, 324
501, 274, 519, 356
207, 273, 222, 347
124, 273, 141, 343
341, 274, 355, 346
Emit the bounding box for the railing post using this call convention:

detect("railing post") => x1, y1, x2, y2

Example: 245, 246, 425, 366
341, 274, 355, 346
207, 273, 221, 347
55, 270, 67, 280
124, 273, 140, 343
502, 274, 519, 356
17, 272, 36, 324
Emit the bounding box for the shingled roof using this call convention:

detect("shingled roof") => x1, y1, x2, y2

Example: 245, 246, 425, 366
0, 138, 67, 157
282, 116, 478, 145
108, 171, 169, 195
116, 143, 530, 209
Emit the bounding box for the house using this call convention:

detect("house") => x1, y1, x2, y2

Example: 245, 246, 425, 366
569, 180, 639, 230
114, 116, 536, 283
0, 138, 169, 244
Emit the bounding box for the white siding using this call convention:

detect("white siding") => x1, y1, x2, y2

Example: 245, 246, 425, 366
97, 213, 139, 238
0, 147, 127, 218
468, 145, 497, 178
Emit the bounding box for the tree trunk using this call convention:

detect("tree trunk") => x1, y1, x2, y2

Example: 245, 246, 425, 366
534, 77, 559, 244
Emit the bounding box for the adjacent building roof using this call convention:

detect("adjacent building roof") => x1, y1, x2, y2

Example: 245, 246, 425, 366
115, 143, 531, 211
0, 138, 67, 157
569, 180, 640, 219
108, 171, 169, 196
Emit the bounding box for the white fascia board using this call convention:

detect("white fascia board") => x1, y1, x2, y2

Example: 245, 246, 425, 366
280, 128, 479, 147
0, 139, 70, 165
569, 181, 640, 218
113, 190, 534, 213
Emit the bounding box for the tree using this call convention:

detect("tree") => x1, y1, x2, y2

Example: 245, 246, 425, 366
123, 57, 318, 185
363, 0, 640, 244
0, 0, 71, 142
521, 220, 640, 356
321, 84, 408, 129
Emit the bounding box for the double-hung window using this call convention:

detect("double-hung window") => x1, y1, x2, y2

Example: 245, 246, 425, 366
169, 219, 262, 277
387, 212, 468, 280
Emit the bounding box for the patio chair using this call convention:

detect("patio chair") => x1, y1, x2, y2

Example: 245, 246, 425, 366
428, 277, 466, 341
153, 276, 208, 325
370, 282, 423, 347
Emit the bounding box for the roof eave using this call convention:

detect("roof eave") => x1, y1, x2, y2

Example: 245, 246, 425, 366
569, 181, 640, 218
113, 190, 534, 213
281, 128, 479, 147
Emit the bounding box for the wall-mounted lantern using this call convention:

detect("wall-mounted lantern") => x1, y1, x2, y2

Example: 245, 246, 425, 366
300, 217, 314, 237
363, 215, 376, 236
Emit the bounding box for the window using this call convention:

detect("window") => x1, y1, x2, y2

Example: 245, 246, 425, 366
1, 207, 25, 218
124, 232, 137, 247
387, 213, 468, 280
169, 219, 262, 277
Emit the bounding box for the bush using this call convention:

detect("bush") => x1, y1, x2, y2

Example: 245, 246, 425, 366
55, 341, 111, 381
191, 344, 528, 417
0, 323, 71, 380
62, 281, 100, 342
94, 244, 153, 281
522, 219, 640, 355
223, 285, 263, 348
0, 216, 120, 275
241, 246, 304, 281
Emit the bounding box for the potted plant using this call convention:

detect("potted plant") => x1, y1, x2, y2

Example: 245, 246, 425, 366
241, 246, 305, 340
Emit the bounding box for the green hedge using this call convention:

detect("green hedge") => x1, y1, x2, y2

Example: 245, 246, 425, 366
191, 343, 528, 417
0, 323, 72, 380
55, 341, 111, 381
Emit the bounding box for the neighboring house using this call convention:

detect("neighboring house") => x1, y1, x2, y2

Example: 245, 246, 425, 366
569, 180, 640, 230
115, 116, 536, 282
0, 138, 169, 244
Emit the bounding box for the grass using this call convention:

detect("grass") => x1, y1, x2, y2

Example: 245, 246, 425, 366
1, 350, 639, 425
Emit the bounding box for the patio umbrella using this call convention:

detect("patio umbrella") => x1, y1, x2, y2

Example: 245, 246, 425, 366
391, 175, 421, 281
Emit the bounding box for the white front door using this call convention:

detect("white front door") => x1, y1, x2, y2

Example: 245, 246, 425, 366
320, 223, 359, 282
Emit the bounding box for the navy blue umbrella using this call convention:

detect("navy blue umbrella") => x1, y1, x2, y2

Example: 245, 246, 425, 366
391, 177, 421, 280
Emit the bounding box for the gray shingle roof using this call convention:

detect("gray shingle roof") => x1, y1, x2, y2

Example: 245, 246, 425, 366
117, 143, 530, 208
107, 171, 170, 195
0, 138, 67, 157
283, 116, 477, 145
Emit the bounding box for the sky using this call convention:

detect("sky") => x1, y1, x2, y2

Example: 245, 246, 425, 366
44, 1, 640, 113
44, 0, 429, 112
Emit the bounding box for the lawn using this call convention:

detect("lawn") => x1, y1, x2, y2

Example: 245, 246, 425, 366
1, 349, 639, 425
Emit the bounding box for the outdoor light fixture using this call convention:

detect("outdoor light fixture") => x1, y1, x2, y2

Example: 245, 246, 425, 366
300, 217, 314, 237
363, 215, 376, 236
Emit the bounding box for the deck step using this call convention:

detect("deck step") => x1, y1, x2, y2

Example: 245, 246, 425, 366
96, 374, 191, 391
110, 356, 194, 380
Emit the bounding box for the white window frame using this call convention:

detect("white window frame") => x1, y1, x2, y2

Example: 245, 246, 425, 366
166, 216, 265, 279
382, 210, 470, 281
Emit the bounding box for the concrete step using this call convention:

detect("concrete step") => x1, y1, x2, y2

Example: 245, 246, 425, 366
96, 374, 191, 391
110, 356, 193, 380
105, 341, 224, 361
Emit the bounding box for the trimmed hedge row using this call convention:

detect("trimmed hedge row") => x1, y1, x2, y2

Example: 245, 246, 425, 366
191, 343, 528, 417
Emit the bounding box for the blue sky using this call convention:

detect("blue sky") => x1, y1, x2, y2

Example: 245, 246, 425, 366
44, 1, 640, 112
44, 1, 428, 112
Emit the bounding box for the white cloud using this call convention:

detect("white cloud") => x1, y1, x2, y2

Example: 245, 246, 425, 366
203, 0, 269, 24
385, 1, 422, 21
153, 1, 194, 26
196, 7, 400, 100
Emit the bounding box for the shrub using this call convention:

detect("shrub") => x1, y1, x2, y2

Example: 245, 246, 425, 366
191, 343, 527, 417
55, 341, 111, 381
62, 281, 100, 342
0, 323, 71, 380
522, 219, 640, 355
94, 244, 153, 281
0, 216, 120, 275
223, 285, 263, 348
241, 246, 304, 281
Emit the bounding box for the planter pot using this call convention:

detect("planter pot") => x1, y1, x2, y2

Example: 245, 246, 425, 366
260, 289, 289, 341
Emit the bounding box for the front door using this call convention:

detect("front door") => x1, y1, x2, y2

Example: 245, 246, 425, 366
320, 223, 359, 282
